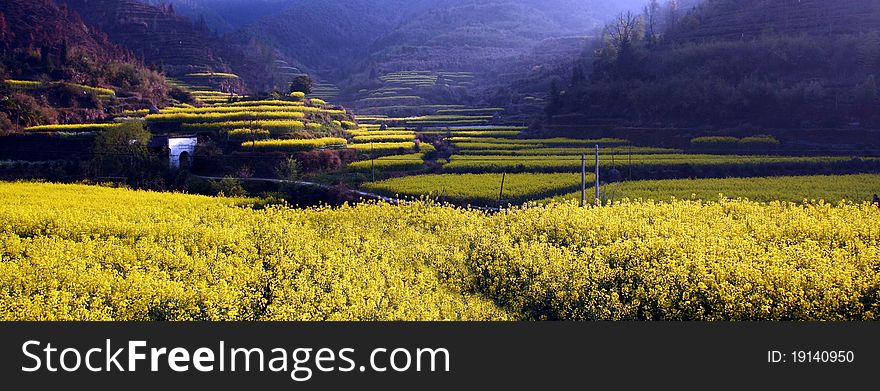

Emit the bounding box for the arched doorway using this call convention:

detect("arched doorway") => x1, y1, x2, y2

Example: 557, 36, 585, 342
179, 151, 191, 170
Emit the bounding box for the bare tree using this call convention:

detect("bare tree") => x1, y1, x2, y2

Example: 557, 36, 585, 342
605, 11, 644, 53
665, 0, 680, 33
644, 0, 661, 44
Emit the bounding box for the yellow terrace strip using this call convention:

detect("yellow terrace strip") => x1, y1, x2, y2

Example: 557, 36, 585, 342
240, 137, 348, 151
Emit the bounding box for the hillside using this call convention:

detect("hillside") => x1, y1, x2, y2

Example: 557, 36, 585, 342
171, 1, 640, 90
57, 0, 301, 93
674, 0, 880, 40
544, 0, 880, 130
146, 0, 288, 33
0, 0, 170, 131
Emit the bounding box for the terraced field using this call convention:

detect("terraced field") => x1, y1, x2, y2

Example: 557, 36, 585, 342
363, 173, 591, 205
545, 174, 880, 204
348, 124, 880, 207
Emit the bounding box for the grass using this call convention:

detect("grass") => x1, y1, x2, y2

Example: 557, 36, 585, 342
346, 129, 415, 137
182, 120, 305, 134
185, 73, 239, 78
545, 174, 880, 204
450, 137, 629, 146
24, 123, 122, 133
348, 142, 419, 155
4, 80, 115, 99
347, 153, 427, 172
362, 173, 593, 205
146, 111, 306, 123
351, 134, 417, 143
457, 147, 682, 156
240, 137, 347, 151
442, 154, 868, 173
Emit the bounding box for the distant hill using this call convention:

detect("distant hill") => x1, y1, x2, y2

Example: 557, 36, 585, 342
146, 0, 288, 33
0, 0, 170, 130
674, 0, 880, 40
168, 1, 642, 88
544, 0, 880, 130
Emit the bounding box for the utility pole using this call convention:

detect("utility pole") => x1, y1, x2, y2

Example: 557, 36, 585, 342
499, 172, 506, 206
580, 153, 586, 207
595, 145, 600, 206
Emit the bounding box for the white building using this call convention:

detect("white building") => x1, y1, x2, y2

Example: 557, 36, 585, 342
151, 135, 198, 169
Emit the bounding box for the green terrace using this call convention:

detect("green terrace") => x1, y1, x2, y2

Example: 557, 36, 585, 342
440, 154, 873, 173
3, 79, 116, 100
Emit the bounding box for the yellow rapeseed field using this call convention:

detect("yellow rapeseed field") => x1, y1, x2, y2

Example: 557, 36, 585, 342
0, 182, 878, 321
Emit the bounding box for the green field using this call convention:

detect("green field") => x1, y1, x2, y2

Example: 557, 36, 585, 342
362, 173, 593, 205
347, 153, 427, 172
546, 174, 880, 204
442, 154, 866, 173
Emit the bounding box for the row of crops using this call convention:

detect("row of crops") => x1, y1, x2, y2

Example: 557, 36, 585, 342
2, 182, 879, 321
350, 70, 510, 128
349, 123, 880, 206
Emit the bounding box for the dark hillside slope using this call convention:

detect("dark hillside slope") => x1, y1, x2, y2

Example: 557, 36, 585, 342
545, 0, 880, 130
675, 0, 880, 40
58, 0, 301, 93
0, 0, 169, 129
235, 0, 443, 78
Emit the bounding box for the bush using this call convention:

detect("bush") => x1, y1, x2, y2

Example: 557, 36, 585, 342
738, 135, 781, 150
290, 91, 306, 101
217, 176, 246, 197
690, 136, 739, 151
294, 150, 344, 172
226, 128, 270, 140
0, 112, 17, 135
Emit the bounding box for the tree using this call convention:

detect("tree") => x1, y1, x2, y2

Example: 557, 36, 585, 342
217, 177, 246, 197
854, 75, 878, 120
606, 11, 643, 53
545, 79, 563, 120
644, 0, 661, 44
60, 39, 69, 66
289, 75, 314, 95
571, 63, 586, 85
665, 0, 680, 33
604, 11, 644, 77
275, 157, 302, 182
92, 122, 154, 179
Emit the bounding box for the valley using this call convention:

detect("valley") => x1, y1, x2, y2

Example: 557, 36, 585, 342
1, 0, 880, 322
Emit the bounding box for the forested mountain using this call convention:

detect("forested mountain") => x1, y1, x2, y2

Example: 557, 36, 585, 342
146, 0, 288, 33
545, 0, 880, 130
155, 0, 644, 96
0, 0, 170, 130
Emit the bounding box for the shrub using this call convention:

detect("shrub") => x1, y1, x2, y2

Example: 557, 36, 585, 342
294, 150, 344, 172
226, 128, 271, 140
739, 135, 781, 150
290, 91, 306, 101
217, 177, 246, 197
25, 123, 122, 133
690, 136, 740, 151
310, 98, 327, 106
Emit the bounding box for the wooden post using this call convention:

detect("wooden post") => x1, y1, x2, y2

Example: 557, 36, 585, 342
499, 172, 506, 206
595, 145, 600, 206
